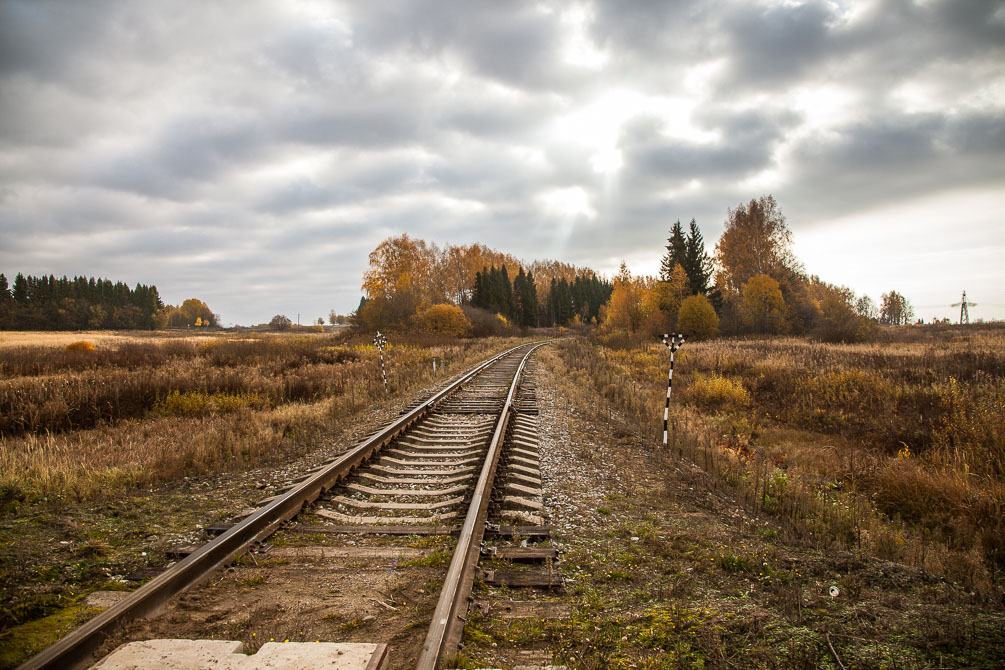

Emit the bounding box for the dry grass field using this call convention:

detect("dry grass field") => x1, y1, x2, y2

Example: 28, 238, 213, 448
2, 325, 1003, 667
462, 343, 1003, 669
0, 330, 530, 666
0, 330, 221, 349
567, 324, 1005, 600
0, 331, 526, 504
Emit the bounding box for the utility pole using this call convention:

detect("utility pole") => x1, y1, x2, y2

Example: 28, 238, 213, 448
951, 291, 977, 325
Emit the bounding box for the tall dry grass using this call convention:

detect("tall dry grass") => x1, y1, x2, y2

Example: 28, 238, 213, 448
556, 327, 1005, 596
0, 333, 527, 505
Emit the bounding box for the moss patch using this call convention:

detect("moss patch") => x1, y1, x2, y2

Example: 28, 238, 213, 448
0, 604, 98, 669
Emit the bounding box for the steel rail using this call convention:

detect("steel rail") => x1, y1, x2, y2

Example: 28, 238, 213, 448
416, 341, 550, 670
19, 341, 543, 670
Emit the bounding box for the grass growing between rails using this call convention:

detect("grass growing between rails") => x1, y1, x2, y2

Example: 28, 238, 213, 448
565, 325, 1005, 599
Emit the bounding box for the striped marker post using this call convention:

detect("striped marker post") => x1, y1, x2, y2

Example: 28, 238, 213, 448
374, 331, 388, 393
661, 333, 685, 448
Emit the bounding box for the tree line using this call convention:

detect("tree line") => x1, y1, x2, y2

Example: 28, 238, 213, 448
603, 195, 916, 342
471, 265, 612, 328
0, 272, 218, 331
354, 234, 610, 332
0, 272, 163, 330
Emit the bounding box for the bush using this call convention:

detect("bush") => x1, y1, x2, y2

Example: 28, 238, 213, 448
677, 294, 719, 339
816, 294, 868, 343
269, 314, 292, 331
414, 304, 472, 337
65, 341, 96, 352
461, 306, 508, 337
684, 373, 750, 409
152, 390, 268, 417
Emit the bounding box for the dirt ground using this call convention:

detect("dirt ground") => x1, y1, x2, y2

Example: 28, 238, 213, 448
102, 549, 448, 670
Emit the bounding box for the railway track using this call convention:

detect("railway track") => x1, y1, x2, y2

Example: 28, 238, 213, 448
21, 340, 557, 670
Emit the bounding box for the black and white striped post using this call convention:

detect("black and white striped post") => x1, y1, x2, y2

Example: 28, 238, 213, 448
661, 333, 685, 448
374, 331, 388, 393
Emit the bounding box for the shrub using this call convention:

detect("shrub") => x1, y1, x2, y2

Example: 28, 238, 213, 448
933, 375, 1005, 478
677, 294, 719, 339
152, 390, 268, 417
65, 341, 96, 352
684, 373, 750, 409
816, 294, 866, 343
414, 304, 472, 337
269, 314, 292, 331
461, 306, 508, 337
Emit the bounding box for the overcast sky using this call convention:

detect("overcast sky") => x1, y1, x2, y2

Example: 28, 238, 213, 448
1, 0, 1003, 326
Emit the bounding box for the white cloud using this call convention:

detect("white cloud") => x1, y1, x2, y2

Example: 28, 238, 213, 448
537, 186, 595, 219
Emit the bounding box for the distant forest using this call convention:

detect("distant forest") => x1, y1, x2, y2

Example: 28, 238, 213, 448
0, 272, 163, 330
354, 234, 614, 333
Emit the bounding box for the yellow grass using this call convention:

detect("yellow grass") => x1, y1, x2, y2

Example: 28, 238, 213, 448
0, 332, 529, 503
0, 330, 224, 349
555, 326, 1005, 597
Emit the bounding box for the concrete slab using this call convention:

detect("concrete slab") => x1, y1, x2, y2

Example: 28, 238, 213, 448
503, 495, 544, 512
500, 509, 546, 525
317, 508, 458, 524
92, 639, 387, 669
505, 482, 541, 497
269, 546, 429, 560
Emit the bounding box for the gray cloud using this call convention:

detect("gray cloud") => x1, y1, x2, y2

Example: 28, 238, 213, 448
0, 0, 1002, 324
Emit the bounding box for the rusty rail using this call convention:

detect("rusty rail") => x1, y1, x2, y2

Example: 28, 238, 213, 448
19, 341, 543, 670
416, 341, 550, 670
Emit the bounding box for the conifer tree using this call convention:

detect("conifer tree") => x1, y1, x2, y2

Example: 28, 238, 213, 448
546, 277, 562, 327
660, 220, 687, 282
683, 219, 713, 295
12, 273, 27, 303
500, 266, 515, 320
556, 279, 573, 325
472, 270, 484, 308
522, 270, 539, 327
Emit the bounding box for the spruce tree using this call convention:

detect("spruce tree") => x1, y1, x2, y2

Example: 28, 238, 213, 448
683, 219, 713, 295
513, 268, 527, 326
660, 220, 687, 282
472, 270, 484, 308
12, 273, 27, 303
522, 270, 539, 327
546, 278, 558, 326
500, 266, 515, 320
556, 279, 573, 325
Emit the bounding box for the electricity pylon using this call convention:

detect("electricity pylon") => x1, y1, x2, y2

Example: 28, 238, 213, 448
950, 291, 977, 324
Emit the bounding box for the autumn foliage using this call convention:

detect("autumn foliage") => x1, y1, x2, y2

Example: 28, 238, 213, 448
356, 233, 609, 333
415, 304, 472, 336
677, 294, 718, 339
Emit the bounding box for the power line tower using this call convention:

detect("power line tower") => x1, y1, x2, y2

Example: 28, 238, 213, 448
950, 290, 977, 324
